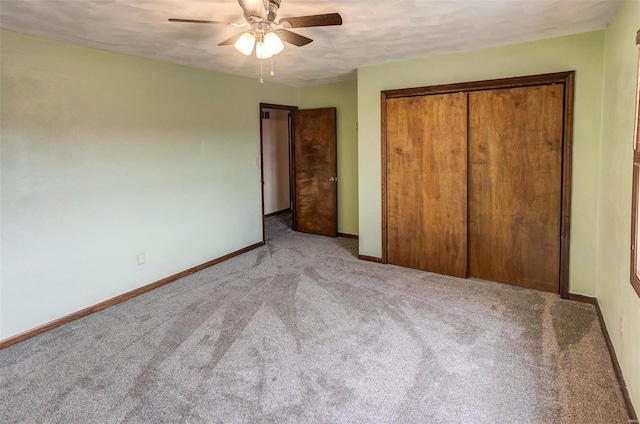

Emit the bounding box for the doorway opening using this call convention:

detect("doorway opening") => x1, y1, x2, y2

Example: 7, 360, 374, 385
260, 103, 339, 243
260, 103, 297, 242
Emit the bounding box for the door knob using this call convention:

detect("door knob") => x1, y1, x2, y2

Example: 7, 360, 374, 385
329, 177, 337, 183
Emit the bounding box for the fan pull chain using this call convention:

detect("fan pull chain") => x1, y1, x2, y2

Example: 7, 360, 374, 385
270, 57, 275, 77
260, 59, 264, 84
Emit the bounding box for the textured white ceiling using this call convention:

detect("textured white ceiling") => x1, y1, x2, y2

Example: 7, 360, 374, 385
0, 0, 621, 86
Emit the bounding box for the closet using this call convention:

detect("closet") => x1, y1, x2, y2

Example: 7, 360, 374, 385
382, 72, 574, 296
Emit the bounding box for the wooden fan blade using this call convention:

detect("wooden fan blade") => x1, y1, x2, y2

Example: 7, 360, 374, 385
279, 13, 342, 29
278, 29, 313, 47
168, 18, 233, 25
218, 32, 246, 46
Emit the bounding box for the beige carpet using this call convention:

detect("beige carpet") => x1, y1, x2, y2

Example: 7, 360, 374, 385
0, 213, 630, 423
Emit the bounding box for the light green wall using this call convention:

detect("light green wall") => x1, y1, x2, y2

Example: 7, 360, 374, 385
357, 31, 606, 296
597, 0, 640, 411
298, 80, 359, 235
0, 30, 299, 339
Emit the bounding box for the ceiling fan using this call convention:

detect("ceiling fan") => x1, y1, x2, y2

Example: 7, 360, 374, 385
168, 0, 342, 60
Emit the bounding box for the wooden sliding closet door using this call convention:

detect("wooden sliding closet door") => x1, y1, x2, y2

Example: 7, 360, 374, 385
386, 93, 468, 277
468, 85, 564, 293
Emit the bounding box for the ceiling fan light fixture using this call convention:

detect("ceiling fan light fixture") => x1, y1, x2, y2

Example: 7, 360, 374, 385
234, 32, 256, 56
263, 32, 284, 55
255, 41, 273, 59
169, 3, 342, 81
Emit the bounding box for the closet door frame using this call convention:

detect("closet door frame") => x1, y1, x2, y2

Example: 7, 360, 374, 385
381, 71, 575, 298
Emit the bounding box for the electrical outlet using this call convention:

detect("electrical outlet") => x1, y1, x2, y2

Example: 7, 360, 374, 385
620, 315, 624, 337
137, 252, 145, 266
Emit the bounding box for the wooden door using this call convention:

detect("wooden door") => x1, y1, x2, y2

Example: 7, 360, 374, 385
468, 85, 564, 293
293, 108, 338, 237
386, 93, 468, 277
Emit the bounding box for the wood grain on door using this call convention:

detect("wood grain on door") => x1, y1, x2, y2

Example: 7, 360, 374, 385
386, 93, 468, 277
293, 108, 338, 237
468, 85, 564, 293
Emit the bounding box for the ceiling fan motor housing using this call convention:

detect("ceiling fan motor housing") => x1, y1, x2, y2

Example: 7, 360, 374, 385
266, 0, 281, 22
